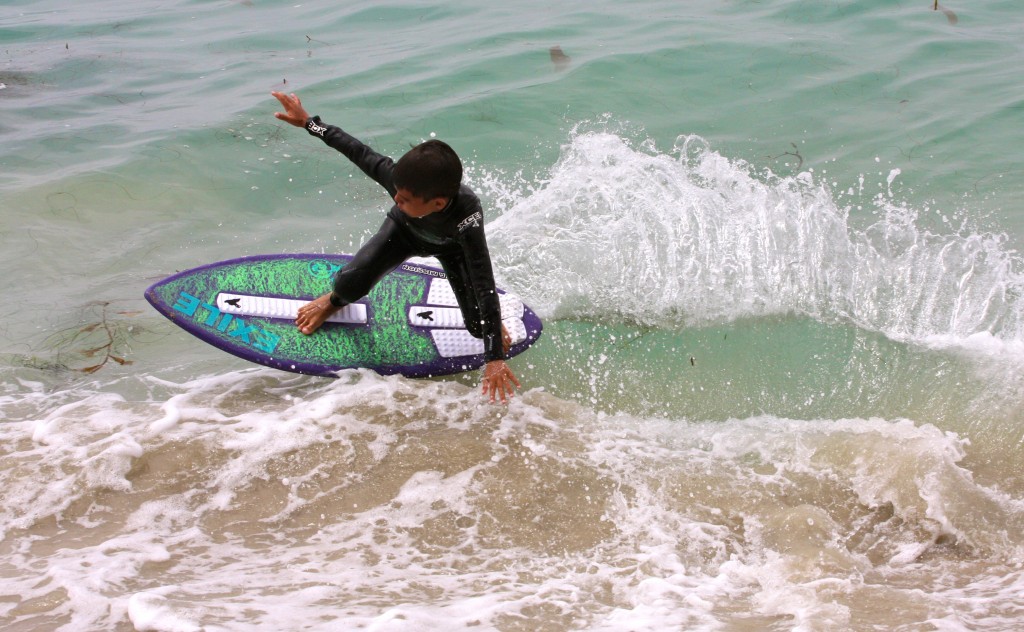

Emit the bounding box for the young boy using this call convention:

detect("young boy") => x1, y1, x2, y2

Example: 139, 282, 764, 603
271, 91, 520, 403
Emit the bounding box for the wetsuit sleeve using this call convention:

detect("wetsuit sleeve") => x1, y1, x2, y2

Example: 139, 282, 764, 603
305, 116, 397, 196
457, 204, 505, 362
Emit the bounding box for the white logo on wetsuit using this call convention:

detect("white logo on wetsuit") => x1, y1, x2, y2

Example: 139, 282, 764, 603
457, 211, 482, 232
308, 121, 328, 136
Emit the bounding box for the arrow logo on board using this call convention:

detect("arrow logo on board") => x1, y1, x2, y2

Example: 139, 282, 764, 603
225, 298, 241, 307
417, 310, 434, 321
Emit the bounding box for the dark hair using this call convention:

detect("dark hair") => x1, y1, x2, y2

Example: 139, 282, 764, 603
393, 139, 463, 200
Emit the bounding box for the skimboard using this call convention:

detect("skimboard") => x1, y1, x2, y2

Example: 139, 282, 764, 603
144, 254, 543, 378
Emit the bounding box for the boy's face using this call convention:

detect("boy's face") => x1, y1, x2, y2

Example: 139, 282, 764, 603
394, 188, 447, 219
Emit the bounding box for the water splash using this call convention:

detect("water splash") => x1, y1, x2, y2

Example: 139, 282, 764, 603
485, 127, 1024, 353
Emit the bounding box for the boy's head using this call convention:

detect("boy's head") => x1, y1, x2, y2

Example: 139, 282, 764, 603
393, 140, 463, 217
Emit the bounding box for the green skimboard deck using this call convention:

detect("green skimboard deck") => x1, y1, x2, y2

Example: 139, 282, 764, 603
144, 254, 543, 378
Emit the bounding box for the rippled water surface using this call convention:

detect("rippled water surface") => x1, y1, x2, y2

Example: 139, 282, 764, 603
3, 1, 1024, 630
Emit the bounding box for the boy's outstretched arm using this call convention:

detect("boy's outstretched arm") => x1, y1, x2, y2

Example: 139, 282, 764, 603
272, 91, 310, 127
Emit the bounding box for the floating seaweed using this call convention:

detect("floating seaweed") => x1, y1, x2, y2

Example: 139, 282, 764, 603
550, 46, 571, 71
767, 143, 804, 171
934, 1, 958, 25
0, 71, 32, 95
41, 301, 145, 373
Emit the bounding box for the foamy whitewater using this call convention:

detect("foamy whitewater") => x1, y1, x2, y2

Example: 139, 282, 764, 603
3, 0, 1024, 630
6, 367, 1024, 631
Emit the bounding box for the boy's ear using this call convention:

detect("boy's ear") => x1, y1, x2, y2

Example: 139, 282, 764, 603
429, 197, 448, 210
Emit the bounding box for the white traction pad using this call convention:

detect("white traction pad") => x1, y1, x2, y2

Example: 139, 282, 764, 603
430, 318, 528, 358
414, 281, 529, 357
216, 293, 367, 324
407, 293, 524, 328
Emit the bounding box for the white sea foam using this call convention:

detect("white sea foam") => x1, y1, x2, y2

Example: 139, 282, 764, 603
3, 368, 1022, 630
128, 592, 203, 632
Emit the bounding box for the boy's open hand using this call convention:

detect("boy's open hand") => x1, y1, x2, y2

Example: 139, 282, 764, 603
272, 91, 310, 127
482, 360, 520, 404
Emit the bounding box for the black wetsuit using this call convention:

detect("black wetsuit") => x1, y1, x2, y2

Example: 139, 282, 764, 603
305, 116, 505, 362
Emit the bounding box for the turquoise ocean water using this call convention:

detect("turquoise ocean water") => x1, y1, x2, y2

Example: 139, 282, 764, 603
3, 1, 1024, 629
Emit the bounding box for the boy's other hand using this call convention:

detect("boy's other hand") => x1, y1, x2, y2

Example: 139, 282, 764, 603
272, 91, 310, 127
482, 360, 520, 404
